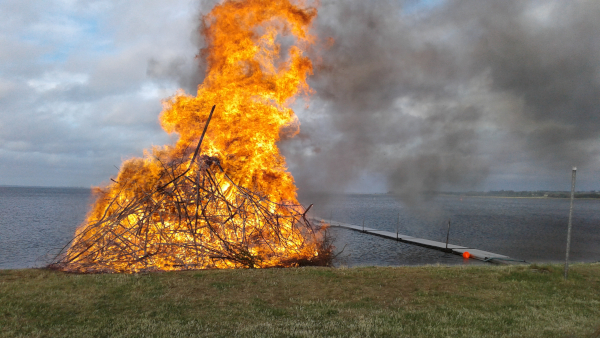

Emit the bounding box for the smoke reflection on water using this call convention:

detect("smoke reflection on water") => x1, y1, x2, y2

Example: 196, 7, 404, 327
1, 187, 599, 269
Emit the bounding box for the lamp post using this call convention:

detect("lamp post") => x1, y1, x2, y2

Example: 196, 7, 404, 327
564, 167, 577, 280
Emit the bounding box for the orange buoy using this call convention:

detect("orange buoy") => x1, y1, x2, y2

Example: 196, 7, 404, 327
463, 251, 471, 259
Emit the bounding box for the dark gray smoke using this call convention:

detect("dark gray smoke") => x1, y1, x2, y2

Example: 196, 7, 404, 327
170, 0, 600, 203
286, 0, 600, 203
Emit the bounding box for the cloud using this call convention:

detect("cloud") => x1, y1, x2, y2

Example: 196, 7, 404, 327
0, 0, 201, 187
0, 79, 16, 99
1, 0, 599, 198
27, 71, 89, 92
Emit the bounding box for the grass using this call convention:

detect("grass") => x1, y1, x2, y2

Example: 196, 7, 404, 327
1, 264, 600, 337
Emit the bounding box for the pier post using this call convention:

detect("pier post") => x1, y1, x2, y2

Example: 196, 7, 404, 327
564, 167, 577, 280
396, 213, 400, 241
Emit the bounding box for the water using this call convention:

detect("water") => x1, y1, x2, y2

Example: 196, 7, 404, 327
0, 187, 93, 269
1, 187, 598, 269
300, 193, 600, 267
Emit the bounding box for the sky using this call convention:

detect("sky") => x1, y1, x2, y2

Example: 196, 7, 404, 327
1, 0, 599, 199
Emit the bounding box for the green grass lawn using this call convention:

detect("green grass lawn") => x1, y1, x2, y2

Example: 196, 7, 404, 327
1, 263, 599, 337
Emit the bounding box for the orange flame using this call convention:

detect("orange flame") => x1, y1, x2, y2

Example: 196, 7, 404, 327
54, 0, 328, 273
162, 0, 316, 203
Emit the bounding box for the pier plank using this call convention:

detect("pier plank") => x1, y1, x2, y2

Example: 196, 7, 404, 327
368, 230, 414, 240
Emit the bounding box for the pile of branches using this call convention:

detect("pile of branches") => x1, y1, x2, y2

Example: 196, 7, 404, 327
49, 106, 332, 273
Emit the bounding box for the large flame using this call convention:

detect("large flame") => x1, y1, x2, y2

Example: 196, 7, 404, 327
162, 0, 316, 203
53, 0, 328, 273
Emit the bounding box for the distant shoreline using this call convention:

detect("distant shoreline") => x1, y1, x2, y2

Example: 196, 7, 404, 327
439, 194, 600, 200
0, 185, 91, 190
437, 191, 600, 199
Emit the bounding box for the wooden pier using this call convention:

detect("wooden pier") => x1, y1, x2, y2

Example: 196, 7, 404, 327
321, 219, 526, 265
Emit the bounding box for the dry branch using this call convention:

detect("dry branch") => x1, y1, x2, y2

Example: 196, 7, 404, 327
50, 106, 331, 273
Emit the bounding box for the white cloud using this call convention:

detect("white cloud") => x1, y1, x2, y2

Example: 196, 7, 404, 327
0, 79, 15, 99
0, 0, 199, 187
137, 82, 179, 101
27, 71, 89, 92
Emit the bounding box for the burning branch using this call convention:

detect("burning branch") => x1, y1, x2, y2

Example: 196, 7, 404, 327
50, 106, 331, 273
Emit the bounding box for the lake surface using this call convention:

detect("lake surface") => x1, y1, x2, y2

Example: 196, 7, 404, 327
0, 187, 93, 269
300, 193, 600, 267
1, 187, 598, 269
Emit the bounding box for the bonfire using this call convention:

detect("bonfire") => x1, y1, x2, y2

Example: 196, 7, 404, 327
50, 0, 332, 273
